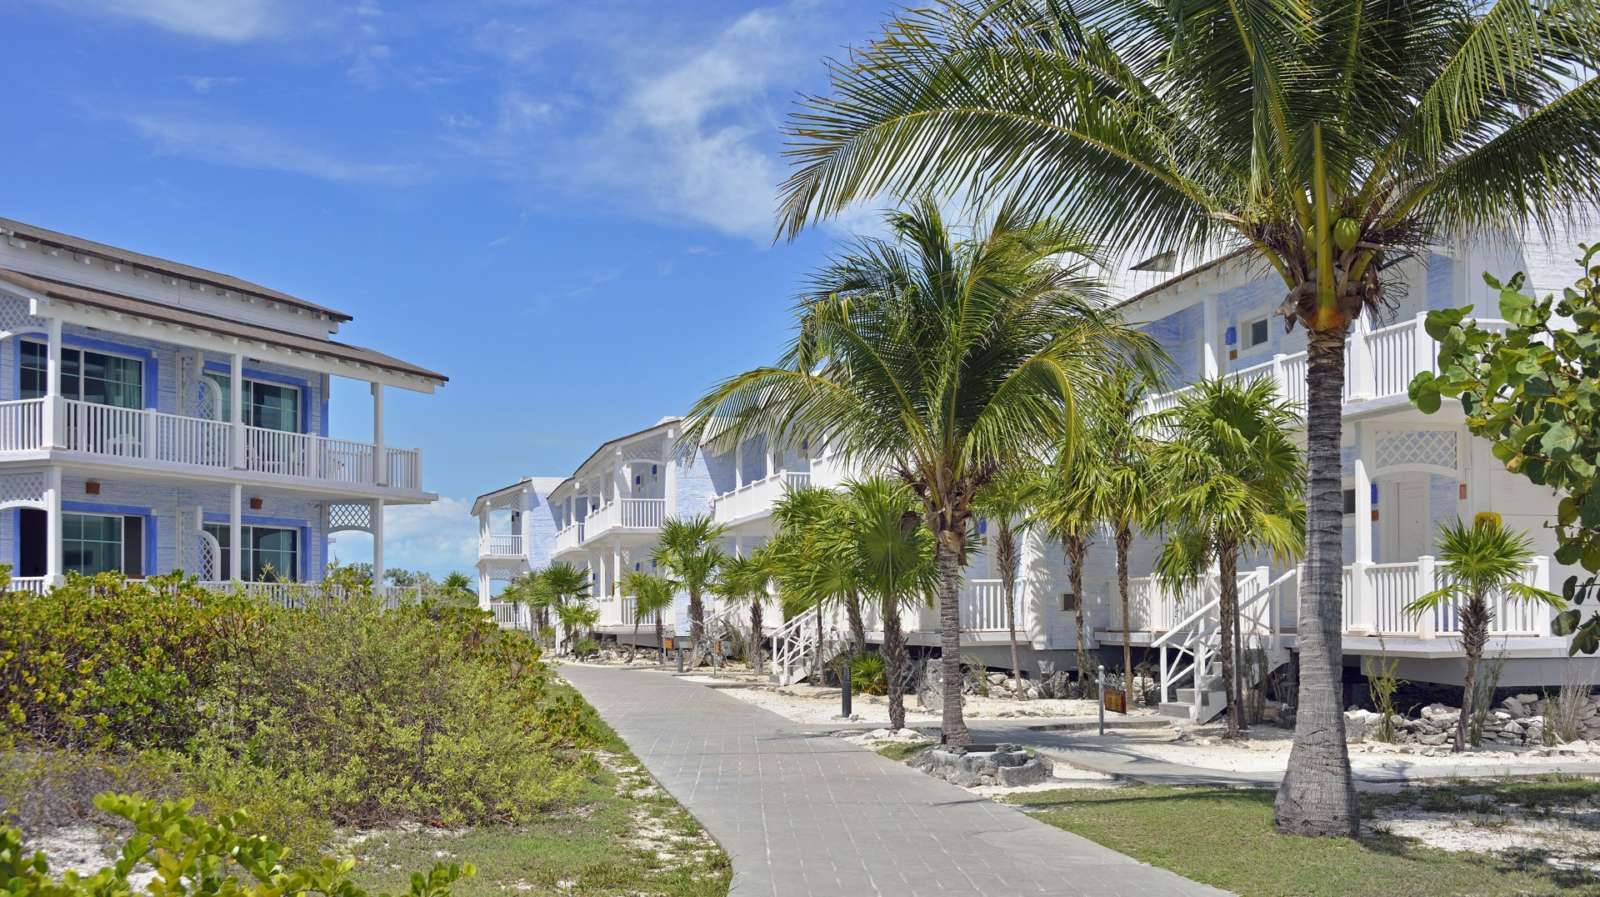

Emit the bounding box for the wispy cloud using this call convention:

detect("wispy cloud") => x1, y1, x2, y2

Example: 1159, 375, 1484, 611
180, 75, 241, 94
113, 111, 426, 185
329, 496, 480, 578
74, 0, 288, 42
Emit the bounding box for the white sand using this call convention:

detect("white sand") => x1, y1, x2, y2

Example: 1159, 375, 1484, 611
718, 682, 1146, 725
1372, 798, 1600, 873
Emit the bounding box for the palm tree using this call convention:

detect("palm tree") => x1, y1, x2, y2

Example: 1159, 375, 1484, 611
1406, 516, 1563, 753
1087, 371, 1162, 708
684, 200, 1153, 744
555, 601, 600, 655
712, 551, 774, 672
1031, 454, 1098, 698
652, 515, 726, 664
622, 570, 677, 663
1151, 379, 1306, 739
765, 486, 862, 680
439, 571, 476, 607
538, 563, 591, 650
774, 0, 1600, 835
973, 468, 1040, 698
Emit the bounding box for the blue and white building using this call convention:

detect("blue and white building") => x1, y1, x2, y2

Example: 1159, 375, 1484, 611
0, 216, 446, 598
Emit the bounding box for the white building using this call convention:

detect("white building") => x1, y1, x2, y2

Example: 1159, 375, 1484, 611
0, 216, 445, 598
476, 224, 1592, 709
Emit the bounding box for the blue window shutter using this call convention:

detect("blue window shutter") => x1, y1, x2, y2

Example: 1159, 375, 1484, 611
1225, 326, 1237, 346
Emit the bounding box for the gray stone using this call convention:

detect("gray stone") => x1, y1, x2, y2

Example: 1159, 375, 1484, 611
910, 744, 1054, 789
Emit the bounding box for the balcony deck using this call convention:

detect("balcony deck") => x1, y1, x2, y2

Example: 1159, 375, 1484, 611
0, 396, 424, 495
478, 533, 526, 560
711, 470, 810, 525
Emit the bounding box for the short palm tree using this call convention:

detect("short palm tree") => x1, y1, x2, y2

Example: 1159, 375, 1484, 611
652, 515, 726, 663
1031, 452, 1099, 698
766, 485, 864, 679
439, 571, 476, 608
776, 0, 1600, 836
622, 570, 676, 663
973, 468, 1040, 698
1406, 516, 1563, 753
712, 552, 774, 672
538, 563, 591, 650
1088, 371, 1162, 707
822, 478, 938, 730
1151, 379, 1305, 739
555, 601, 600, 655
684, 199, 1154, 744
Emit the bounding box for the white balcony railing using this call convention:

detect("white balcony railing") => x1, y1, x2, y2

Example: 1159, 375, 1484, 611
554, 522, 585, 555
0, 397, 423, 492
584, 498, 667, 538
958, 578, 1015, 631
711, 470, 812, 523
1144, 313, 1508, 415
480, 533, 525, 558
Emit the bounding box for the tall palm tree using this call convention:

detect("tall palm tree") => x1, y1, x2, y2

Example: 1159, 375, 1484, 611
1406, 516, 1563, 752
622, 569, 677, 663
973, 468, 1040, 698
652, 515, 726, 663
1086, 371, 1162, 707
712, 551, 775, 673
1151, 379, 1306, 739
684, 200, 1153, 744
774, 0, 1600, 835
823, 478, 939, 730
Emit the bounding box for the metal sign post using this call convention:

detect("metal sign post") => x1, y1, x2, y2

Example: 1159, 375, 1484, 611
1097, 664, 1106, 736
841, 660, 853, 718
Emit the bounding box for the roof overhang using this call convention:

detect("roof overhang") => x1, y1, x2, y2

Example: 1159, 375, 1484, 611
547, 418, 682, 502
0, 271, 445, 393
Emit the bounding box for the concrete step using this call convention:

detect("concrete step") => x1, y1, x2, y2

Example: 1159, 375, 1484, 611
1160, 689, 1227, 722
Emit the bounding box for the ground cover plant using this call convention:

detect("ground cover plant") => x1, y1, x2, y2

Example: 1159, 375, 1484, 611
1008, 780, 1600, 896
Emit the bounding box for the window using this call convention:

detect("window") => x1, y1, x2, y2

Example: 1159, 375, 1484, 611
21, 342, 144, 408
1060, 592, 1079, 612
1242, 317, 1271, 350
204, 372, 302, 432
1343, 488, 1357, 515
203, 524, 300, 582
62, 512, 143, 577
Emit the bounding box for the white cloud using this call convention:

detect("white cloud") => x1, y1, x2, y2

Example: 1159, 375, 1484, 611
78, 0, 287, 42
115, 111, 426, 185
181, 75, 241, 94
329, 496, 480, 578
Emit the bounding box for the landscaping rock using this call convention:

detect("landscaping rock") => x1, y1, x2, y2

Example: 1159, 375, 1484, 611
908, 743, 1053, 788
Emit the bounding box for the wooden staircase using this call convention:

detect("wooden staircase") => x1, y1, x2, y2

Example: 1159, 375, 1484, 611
1153, 567, 1296, 723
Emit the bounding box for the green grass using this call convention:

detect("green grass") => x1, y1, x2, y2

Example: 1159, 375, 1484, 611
1006, 779, 1600, 897
349, 704, 730, 897
875, 742, 928, 762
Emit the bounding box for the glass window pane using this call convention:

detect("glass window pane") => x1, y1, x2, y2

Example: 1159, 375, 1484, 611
250, 382, 299, 432
62, 513, 123, 576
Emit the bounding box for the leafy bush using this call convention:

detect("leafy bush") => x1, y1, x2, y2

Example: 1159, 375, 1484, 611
198, 588, 601, 830
573, 637, 600, 658
0, 793, 469, 897
0, 571, 261, 750
850, 653, 888, 696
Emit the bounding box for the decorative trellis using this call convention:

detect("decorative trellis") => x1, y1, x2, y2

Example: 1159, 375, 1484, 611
0, 472, 46, 510
0, 296, 43, 339
328, 502, 373, 534
177, 507, 219, 580
1374, 428, 1459, 476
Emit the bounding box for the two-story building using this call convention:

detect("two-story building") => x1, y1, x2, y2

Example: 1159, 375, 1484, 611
0, 216, 445, 599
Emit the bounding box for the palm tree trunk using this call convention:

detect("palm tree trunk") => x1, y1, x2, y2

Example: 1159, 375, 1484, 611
1218, 544, 1241, 739
1117, 525, 1135, 707
688, 587, 706, 669
630, 619, 640, 663
750, 600, 764, 675
654, 613, 666, 663
884, 598, 907, 730
1274, 328, 1359, 837
935, 527, 970, 745
1066, 535, 1091, 699
845, 590, 868, 654
1457, 594, 1490, 753
999, 526, 1024, 699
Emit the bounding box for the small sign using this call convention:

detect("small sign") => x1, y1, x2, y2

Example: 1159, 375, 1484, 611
663, 637, 674, 650
1103, 690, 1127, 714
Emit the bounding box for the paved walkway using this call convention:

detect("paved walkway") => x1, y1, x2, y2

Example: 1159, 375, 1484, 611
562, 665, 1228, 897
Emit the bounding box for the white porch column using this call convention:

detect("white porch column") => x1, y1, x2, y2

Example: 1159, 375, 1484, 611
371, 499, 386, 588
733, 534, 743, 559
664, 428, 679, 516
1415, 555, 1437, 638
1348, 316, 1375, 400
371, 383, 387, 486
521, 487, 533, 561
229, 352, 245, 469
612, 546, 621, 598
1351, 423, 1375, 633
44, 466, 62, 584
1201, 295, 1221, 379
765, 442, 774, 479
229, 483, 243, 582
734, 439, 744, 489
478, 568, 491, 610
43, 317, 62, 448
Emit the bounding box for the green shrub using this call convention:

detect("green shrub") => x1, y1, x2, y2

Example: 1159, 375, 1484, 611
850, 653, 888, 696
573, 637, 600, 658
200, 590, 598, 830
0, 571, 262, 750
0, 793, 469, 897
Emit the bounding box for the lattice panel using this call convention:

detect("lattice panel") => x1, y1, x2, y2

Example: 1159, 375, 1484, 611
328, 502, 373, 533
0, 472, 45, 508
0, 296, 42, 336
1375, 428, 1459, 473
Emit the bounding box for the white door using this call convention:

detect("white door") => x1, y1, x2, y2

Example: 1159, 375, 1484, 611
1387, 477, 1431, 561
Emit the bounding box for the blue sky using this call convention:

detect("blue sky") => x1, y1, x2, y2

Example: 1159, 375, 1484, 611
4, 0, 894, 577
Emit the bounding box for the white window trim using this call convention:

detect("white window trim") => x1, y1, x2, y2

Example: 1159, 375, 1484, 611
204, 522, 301, 582
62, 510, 131, 576
1241, 315, 1271, 349
21, 339, 147, 406
204, 372, 304, 432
